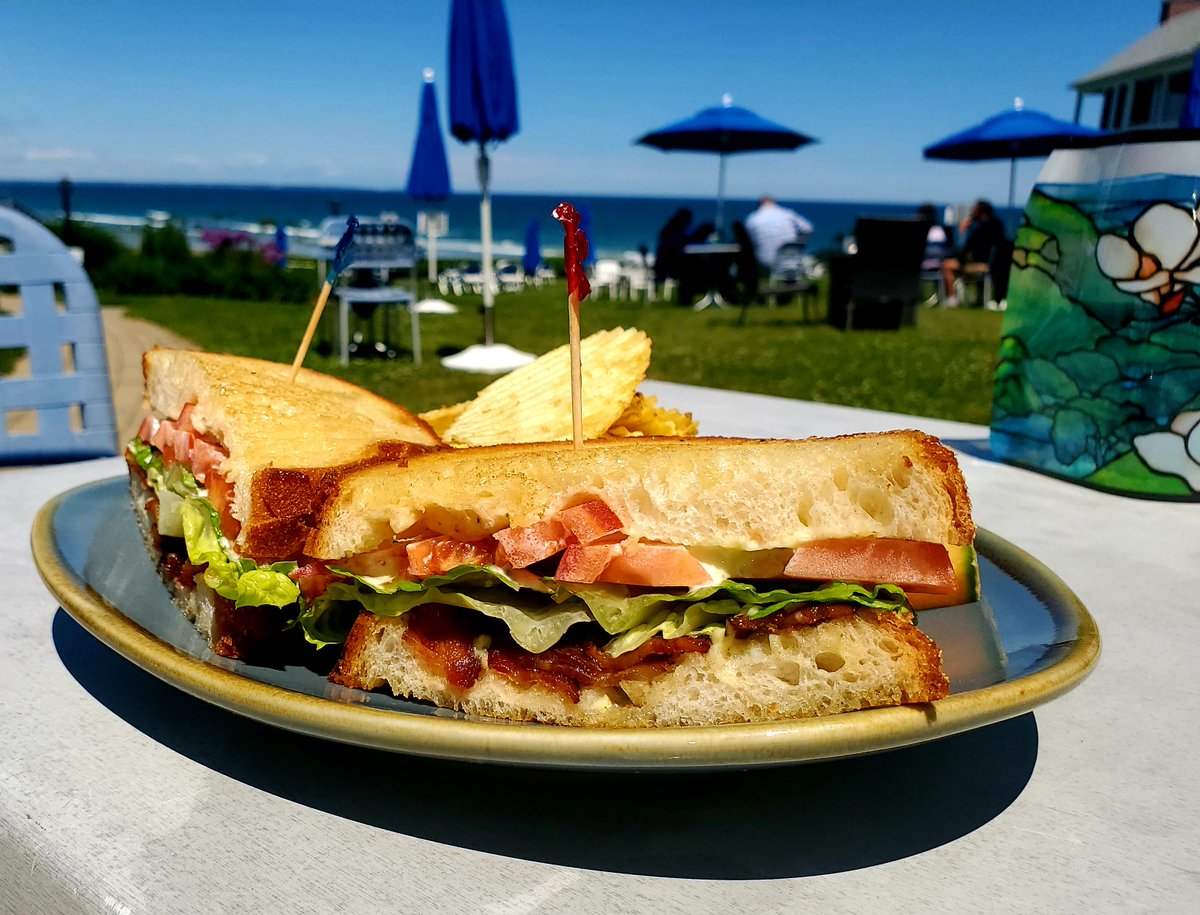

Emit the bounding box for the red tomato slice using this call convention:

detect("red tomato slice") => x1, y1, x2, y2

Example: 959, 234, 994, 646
783, 538, 956, 593
407, 536, 494, 577
205, 473, 240, 541
555, 499, 624, 544
596, 542, 713, 588
554, 543, 623, 583
176, 402, 197, 433
136, 415, 159, 443
190, 438, 227, 484
555, 541, 713, 588
493, 519, 569, 569
149, 419, 175, 455
340, 542, 411, 580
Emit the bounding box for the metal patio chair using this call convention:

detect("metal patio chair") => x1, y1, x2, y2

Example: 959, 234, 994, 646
0, 206, 117, 464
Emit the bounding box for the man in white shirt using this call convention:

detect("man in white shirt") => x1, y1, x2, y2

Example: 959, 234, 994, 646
744, 196, 814, 272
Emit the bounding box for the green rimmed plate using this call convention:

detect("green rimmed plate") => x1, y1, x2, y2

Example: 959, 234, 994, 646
32, 477, 1100, 769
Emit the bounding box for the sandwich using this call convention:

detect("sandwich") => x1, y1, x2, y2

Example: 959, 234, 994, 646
125, 348, 441, 660
297, 432, 978, 727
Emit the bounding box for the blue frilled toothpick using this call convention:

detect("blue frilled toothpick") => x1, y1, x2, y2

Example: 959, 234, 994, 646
289, 216, 360, 381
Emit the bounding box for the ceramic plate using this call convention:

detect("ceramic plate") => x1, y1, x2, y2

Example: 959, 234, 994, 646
33, 477, 1100, 769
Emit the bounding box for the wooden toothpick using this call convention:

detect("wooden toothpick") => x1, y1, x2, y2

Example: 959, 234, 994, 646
552, 203, 592, 449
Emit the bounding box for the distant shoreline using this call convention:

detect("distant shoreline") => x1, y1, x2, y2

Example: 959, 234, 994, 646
1, 179, 1016, 259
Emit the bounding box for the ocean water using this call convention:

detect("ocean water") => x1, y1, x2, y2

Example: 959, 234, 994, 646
0, 179, 1013, 260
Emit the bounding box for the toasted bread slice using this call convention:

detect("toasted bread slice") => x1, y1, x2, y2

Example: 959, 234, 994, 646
309, 431, 974, 559
330, 609, 949, 727
141, 348, 442, 561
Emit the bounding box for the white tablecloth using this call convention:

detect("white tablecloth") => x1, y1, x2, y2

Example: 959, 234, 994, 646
2, 381, 1196, 913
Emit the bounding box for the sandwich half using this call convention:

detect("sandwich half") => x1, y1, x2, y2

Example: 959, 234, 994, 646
300, 432, 977, 727
126, 348, 441, 659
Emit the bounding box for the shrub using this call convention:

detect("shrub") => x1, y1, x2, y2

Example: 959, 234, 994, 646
46, 220, 125, 273
62, 222, 312, 303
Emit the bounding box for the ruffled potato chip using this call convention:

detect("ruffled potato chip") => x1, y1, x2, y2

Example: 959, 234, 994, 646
427, 328, 650, 446
606, 393, 698, 438
419, 401, 468, 438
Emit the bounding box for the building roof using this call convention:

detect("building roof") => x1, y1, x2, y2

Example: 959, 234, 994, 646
1072, 8, 1200, 91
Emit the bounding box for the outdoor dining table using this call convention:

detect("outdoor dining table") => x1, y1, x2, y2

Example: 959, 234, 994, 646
2, 379, 1196, 913
682, 242, 741, 310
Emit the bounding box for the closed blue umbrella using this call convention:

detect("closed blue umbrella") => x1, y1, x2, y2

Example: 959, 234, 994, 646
448, 0, 519, 350
636, 94, 815, 232
407, 69, 452, 203
924, 98, 1103, 207
522, 219, 541, 275
577, 204, 596, 266
407, 68, 452, 287
1180, 49, 1200, 130
273, 224, 288, 269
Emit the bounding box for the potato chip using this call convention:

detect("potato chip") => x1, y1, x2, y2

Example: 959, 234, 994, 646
605, 393, 699, 438
418, 401, 469, 438
442, 327, 651, 446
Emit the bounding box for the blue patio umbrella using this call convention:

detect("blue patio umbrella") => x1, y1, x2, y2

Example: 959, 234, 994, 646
407, 68, 452, 285
407, 69, 452, 203
448, 0, 519, 349
522, 219, 541, 275
636, 94, 816, 232
923, 98, 1103, 207
577, 204, 596, 266
273, 224, 288, 269
1180, 49, 1200, 129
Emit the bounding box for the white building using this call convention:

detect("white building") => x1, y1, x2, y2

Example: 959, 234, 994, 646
1071, 2, 1200, 131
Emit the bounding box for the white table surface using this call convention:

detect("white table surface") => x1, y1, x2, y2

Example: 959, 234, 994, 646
3, 380, 1197, 914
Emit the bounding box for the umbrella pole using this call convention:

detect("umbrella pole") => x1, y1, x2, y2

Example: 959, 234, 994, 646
715, 152, 727, 235
1008, 157, 1017, 209
427, 226, 438, 284
479, 144, 495, 346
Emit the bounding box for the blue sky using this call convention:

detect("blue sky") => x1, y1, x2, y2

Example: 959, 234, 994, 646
0, 0, 1159, 205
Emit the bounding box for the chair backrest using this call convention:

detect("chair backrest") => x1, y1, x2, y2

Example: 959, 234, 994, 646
591, 259, 622, 283
317, 215, 417, 270
0, 206, 117, 464
770, 241, 809, 282
848, 217, 928, 304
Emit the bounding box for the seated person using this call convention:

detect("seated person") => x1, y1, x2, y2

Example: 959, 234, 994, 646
653, 207, 693, 289
744, 195, 814, 273
941, 199, 1005, 306
917, 203, 952, 271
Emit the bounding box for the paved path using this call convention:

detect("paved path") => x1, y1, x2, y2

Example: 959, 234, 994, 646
100, 306, 197, 445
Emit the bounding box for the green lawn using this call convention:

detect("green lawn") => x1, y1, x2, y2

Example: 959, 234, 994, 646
113, 279, 1004, 425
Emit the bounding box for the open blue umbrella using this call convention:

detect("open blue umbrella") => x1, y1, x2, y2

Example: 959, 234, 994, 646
636, 94, 815, 232
407, 68, 452, 287
1180, 48, 1200, 130
924, 98, 1103, 207
448, 0, 520, 359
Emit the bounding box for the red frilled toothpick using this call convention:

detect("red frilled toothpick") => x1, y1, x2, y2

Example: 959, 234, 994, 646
552, 203, 592, 448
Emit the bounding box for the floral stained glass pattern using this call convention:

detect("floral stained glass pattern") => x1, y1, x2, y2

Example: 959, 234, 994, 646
989, 173, 1200, 500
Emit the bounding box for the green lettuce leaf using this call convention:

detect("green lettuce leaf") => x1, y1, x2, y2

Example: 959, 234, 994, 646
568, 579, 909, 633
604, 603, 727, 657
572, 579, 909, 656
175, 490, 299, 609
297, 563, 912, 656
332, 562, 533, 595
301, 580, 591, 653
